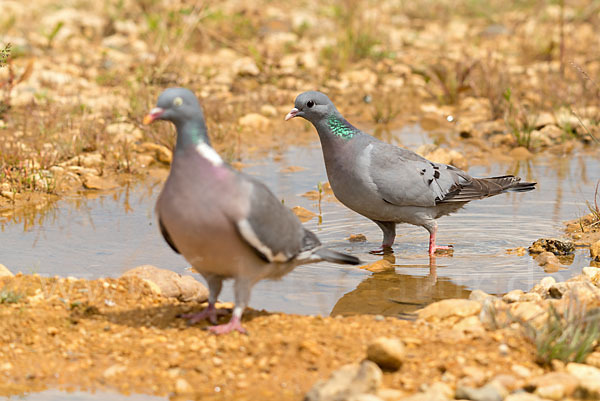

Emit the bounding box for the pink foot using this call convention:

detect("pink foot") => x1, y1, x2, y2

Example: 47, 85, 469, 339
369, 245, 393, 255
180, 304, 229, 325
428, 244, 453, 256
208, 316, 247, 335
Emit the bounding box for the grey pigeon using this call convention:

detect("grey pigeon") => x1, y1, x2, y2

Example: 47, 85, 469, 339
285, 91, 536, 256
144, 88, 360, 334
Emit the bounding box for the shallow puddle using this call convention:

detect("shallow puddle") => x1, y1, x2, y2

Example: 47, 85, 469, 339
2, 125, 598, 316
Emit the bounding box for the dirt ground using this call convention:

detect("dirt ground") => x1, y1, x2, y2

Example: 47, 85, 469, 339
0, 275, 541, 400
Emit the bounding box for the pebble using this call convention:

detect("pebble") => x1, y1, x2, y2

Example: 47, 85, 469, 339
582, 266, 600, 281
469, 289, 493, 302
366, 337, 405, 371
122, 265, 208, 302
590, 240, 600, 261
418, 299, 482, 321
503, 289, 524, 303
238, 113, 270, 130
511, 364, 532, 378
566, 363, 600, 397
291, 206, 316, 222
82, 174, 118, 191
305, 360, 382, 401
504, 392, 545, 401
175, 378, 193, 394
455, 381, 507, 401
348, 234, 367, 242
526, 372, 578, 399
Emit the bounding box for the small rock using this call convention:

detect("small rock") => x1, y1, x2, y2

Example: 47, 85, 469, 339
498, 344, 509, 356
348, 234, 367, 242
103, 364, 127, 378
305, 360, 382, 401
503, 289, 524, 303
455, 381, 507, 401
528, 238, 574, 255
377, 388, 406, 401
539, 125, 564, 140
238, 113, 270, 130
260, 104, 277, 117
534, 112, 556, 128
566, 363, 600, 398
590, 240, 600, 261
534, 251, 560, 267
175, 378, 193, 394
366, 337, 405, 371
399, 382, 453, 401
0, 264, 14, 277
359, 260, 393, 273
582, 266, 600, 281
292, 206, 316, 222
418, 299, 481, 321
122, 265, 208, 302
511, 364, 532, 378
504, 393, 545, 401
526, 372, 578, 398
519, 292, 542, 302
509, 147, 533, 159
82, 174, 119, 191
138, 142, 172, 164
469, 289, 493, 302
585, 351, 600, 369
231, 57, 260, 76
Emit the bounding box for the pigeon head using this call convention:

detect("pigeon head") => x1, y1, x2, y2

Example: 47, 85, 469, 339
144, 88, 204, 125
144, 87, 210, 147
285, 91, 337, 123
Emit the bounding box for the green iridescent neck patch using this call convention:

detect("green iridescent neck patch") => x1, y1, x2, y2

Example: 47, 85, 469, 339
327, 115, 358, 139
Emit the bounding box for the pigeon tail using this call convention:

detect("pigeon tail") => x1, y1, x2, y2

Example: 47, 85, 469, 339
439, 175, 536, 203
313, 247, 361, 265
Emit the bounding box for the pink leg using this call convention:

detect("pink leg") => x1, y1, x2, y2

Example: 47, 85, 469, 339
428, 228, 453, 256
208, 315, 247, 335
180, 303, 229, 325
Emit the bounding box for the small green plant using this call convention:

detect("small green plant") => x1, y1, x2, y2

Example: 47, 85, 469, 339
0, 43, 10, 68
44, 21, 64, 48
416, 58, 478, 105
585, 180, 600, 227
370, 93, 402, 124
503, 88, 536, 149
519, 300, 600, 365
0, 289, 24, 304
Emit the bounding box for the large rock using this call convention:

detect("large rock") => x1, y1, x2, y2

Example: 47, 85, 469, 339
455, 381, 507, 401
526, 372, 579, 399
398, 383, 453, 401
305, 360, 382, 401
366, 337, 405, 371
418, 299, 481, 321
528, 238, 574, 255
122, 265, 208, 302
566, 363, 600, 398
590, 240, 600, 261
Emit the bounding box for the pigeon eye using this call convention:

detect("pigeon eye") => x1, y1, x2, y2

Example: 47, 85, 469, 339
173, 97, 183, 107
307, 100, 315, 108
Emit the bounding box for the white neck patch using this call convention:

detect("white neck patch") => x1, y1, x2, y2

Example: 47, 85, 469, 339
196, 142, 223, 167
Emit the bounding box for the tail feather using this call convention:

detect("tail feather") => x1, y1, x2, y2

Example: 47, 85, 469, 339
440, 175, 536, 203
313, 247, 361, 265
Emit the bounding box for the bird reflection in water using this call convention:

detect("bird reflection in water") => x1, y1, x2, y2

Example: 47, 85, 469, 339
330, 254, 471, 319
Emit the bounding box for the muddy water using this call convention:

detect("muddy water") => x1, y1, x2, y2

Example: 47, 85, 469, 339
1, 125, 598, 317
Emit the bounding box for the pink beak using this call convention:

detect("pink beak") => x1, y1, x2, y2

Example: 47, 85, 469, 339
285, 108, 299, 121
143, 107, 164, 124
